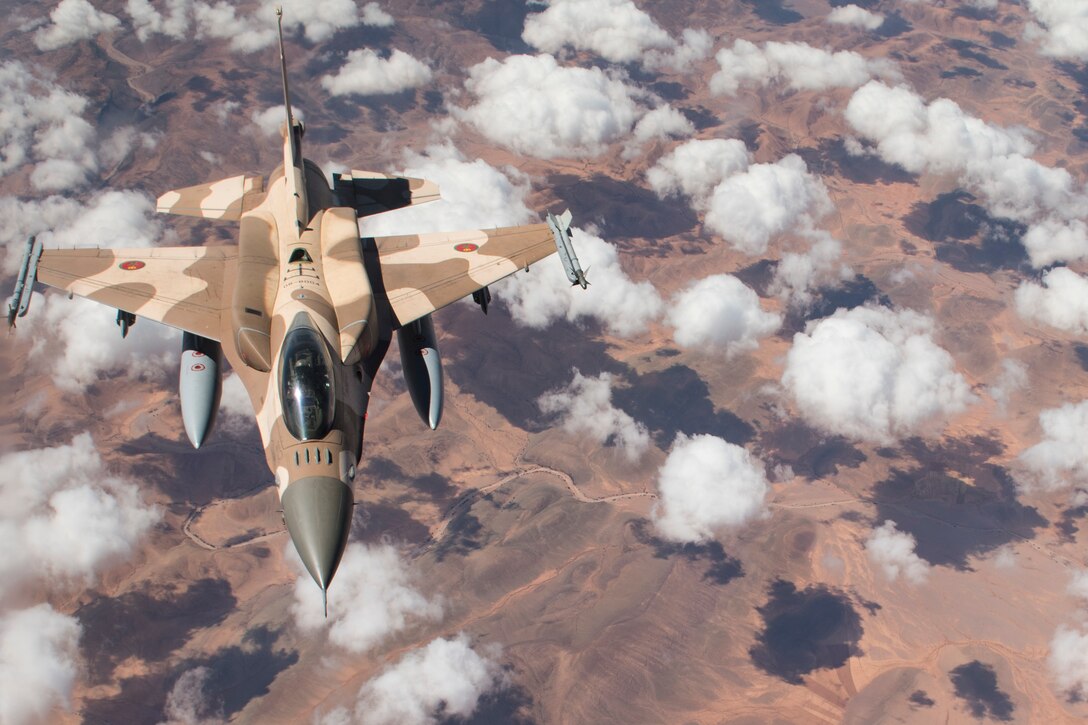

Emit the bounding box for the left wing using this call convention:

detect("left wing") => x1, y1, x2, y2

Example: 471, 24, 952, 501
35, 246, 234, 339
372, 222, 555, 327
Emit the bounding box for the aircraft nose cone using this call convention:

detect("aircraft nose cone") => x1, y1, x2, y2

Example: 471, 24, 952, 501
282, 476, 354, 592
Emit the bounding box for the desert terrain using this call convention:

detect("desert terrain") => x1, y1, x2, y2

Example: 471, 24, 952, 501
3, 0, 1088, 723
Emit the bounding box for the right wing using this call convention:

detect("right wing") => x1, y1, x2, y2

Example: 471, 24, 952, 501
372, 222, 556, 327
35, 246, 233, 339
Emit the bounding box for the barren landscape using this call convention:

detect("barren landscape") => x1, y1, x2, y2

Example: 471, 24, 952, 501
3, 0, 1088, 723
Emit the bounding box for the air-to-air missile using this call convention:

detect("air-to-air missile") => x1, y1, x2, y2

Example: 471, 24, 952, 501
547, 210, 589, 289
6, 236, 42, 328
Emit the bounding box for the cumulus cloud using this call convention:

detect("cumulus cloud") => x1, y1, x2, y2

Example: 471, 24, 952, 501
498, 226, 663, 337
625, 104, 694, 157
1025, 0, 1088, 61
1019, 400, 1088, 490
318, 633, 503, 725
710, 40, 898, 96
127, 0, 394, 49
826, 4, 884, 30
321, 49, 432, 97
0, 604, 82, 725
250, 105, 305, 136
538, 370, 650, 459
845, 81, 1088, 267
0, 61, 101, 190
28, 290, 176, 392
0, 434, 159, 602
292, 543, 442, 653
648, 140, 834, 255
360, 142, 533, 236
34, 0, 120, 51
159, 667, 224, 725
769, 230, 852, 306
865, 520, 930, 584
454, 54, 666, 159
1049, 623, 1088, 697
1069, 569, 1088, 602
1015, 267, 1088, 334
667, 274, 780, 353
651, 434, 769, 542
522, 0, 710, 74
523, 0, 671, 63
781, 306, 975, 443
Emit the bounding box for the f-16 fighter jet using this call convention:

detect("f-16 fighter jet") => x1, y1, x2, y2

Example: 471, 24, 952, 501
7, 10, 587, 613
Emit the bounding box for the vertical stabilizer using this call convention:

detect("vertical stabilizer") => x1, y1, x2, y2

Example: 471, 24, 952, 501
274, 5, 300, 161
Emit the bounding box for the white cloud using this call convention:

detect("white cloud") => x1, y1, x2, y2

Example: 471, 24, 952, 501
128, 0, 394, 50
826, 4, 884, 30
667, 274, 780, 352
710, 40, 898, 96
292, 543, 442, 653
647, 138, 751, 202
453, 54, 649, 159
0, 61, 99, 190
127, 0, 190, 41
628, 105, 694, 148
497, 226, 663, 337
1025, 0, 1088, 61
0, 604, 82, 725
1049, 623, 1088, 697
1016, 268, 1088, 335
360, 142, 533, 236
648, 141, 833, 255
845, 81, 1088, 267
321, 49, 432, 97
651, 434, 769, 542
0, 434, 159, 601
644, 28, 713, 72
319, 633, 503, 725
522, 0, 672, 64
1069, 569, 1088, 602
781, 306, 976, 443
159, 667, 224, 725
538, 369, 651, 459
769, 230, 852, 306
989, 358, 1028, 410
705, 154, 833, 255
250, 105, 305, 136
1019, 400, 1088, 490
361, 2, 394, 27
34, 0, 120, 51
865, 520, 930, 584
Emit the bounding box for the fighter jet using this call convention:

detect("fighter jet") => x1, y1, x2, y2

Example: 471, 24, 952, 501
6, 10, 587, 613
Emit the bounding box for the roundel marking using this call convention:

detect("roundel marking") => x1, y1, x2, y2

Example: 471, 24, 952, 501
119, 260, 145, 271
191, 363, 206, 372
191, 351, 206, 358
454, 243, 478, 253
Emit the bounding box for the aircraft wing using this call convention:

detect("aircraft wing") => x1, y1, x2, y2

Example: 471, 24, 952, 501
372, 222, 556, 327
34, 246, 234, 340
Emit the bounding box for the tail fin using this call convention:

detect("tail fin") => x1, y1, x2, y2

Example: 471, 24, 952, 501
275, 7, 301, 161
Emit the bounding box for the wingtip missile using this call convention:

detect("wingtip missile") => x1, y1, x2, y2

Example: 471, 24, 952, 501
7, 237, 43, 329
546, 209, 589, 290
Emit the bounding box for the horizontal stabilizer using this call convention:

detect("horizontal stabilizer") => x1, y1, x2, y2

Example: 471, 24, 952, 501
157, 174, 265, 221
333, 170, 440, 218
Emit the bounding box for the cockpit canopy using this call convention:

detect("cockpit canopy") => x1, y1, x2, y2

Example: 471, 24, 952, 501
280, 324, 335, 441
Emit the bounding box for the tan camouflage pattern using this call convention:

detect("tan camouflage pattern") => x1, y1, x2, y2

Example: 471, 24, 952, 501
156, 174, 265, 221
35, 245, 233, 340
339, 170, 440, 209
372, 223, 555, 327
30, 115, 563, 512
